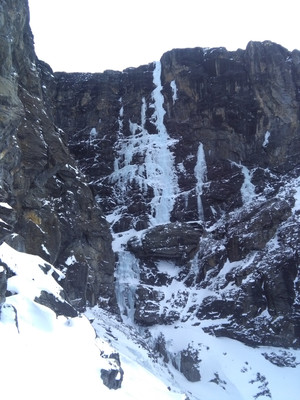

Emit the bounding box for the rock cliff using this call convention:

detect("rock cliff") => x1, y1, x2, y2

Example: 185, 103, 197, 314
1, 0, 300, 356
54, 42, 300, 348
0, 0, 116, 311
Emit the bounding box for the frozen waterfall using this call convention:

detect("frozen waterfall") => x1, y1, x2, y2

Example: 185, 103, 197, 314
194, 143, 207, 220
111, 61, 179, 324
115, 251, 140, 324
110, 61, 178, 226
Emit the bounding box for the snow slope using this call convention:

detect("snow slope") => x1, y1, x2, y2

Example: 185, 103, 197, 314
0, 242, 183, 400
0, 232, 299, 400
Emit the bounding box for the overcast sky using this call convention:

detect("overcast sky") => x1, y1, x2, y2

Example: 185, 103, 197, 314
28, 0, 299, 73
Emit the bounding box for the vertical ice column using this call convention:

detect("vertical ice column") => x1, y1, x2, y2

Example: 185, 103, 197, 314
240, 165, 255, 204
113, 97, 124, 173
148, 61, 179, 225
115, 251, 140, 324
194, 143, 207, 220
109, 62, 179, 226
231, 161, 255, 204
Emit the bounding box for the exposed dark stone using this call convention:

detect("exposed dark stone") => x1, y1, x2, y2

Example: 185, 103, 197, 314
0, 0, 116, 313
100, 350, 124, 390
226, 198, 292, 262
173, 347, 201, 382
2, 0, 300, 351
34, 290, 78, 318
262, 350, 299, 367
0, 264, 7, 305
128, 222, 203, 264
134, 286, 165, 326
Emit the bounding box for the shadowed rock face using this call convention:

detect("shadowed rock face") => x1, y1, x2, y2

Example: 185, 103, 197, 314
0, 0, 116, 311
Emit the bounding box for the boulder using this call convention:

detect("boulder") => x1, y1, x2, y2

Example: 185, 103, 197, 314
34, 290, 78, 318
128, 222, 203, 264
173, 347, 201, 382
100, 351, 124, 390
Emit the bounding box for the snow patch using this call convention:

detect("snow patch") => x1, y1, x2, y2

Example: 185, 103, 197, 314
41, 243, 50, 255
156, 260, 181, 278
65, 254, 77, 266
0, 202, 12, 209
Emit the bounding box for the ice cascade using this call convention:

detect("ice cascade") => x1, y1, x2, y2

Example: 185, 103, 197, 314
111, 62, 179, 324
115, 251, 140, 324
110, 61, 178, 225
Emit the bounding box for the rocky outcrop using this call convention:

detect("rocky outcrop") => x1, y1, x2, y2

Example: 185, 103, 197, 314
100, 351, 124, 390
0, 0, 116, 311
53, 39, 300, 349
55, 43, 300, 226
127, 222, 203, 264
1, 0, 300, 360
176, 347, 201, 382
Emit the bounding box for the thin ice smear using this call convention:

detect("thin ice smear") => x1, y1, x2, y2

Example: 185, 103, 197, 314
263, 130, 271, 148
170, 80, 178, 104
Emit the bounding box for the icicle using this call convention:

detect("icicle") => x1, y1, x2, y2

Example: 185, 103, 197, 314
89, 127, 97, 144
240, 165, 255, 204
118, 97, 124, 134
194, 143, 207, 220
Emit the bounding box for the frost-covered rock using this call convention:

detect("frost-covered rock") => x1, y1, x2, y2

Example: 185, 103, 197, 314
100, 350, 124, 389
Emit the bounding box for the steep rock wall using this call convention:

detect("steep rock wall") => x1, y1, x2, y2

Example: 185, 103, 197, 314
54, 42, 300, 347
1, 0, 299, 349
0, 0, 116, 311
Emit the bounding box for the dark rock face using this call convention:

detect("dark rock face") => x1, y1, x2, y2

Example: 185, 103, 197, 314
34, 290, 78, 318
2, 0, 300, 360
0, 0, 116, 311
128, 222, 203, 264
0, 265, 7, 305
100, 350, 124, 389
53, 39, 300, 349
177, 347, 201, 382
